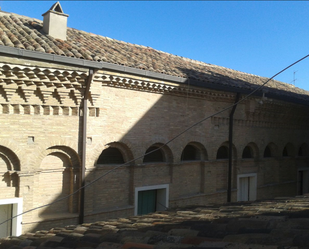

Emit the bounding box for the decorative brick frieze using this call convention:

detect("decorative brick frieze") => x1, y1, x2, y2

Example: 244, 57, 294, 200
0, 63, 87, 103
0, 103, 100, 117
0, 64, 88, 87
0, 63, 100, 116
95, 72, 236, 102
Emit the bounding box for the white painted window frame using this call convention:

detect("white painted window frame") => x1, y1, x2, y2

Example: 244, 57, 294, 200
134, 184, 169, 216
0, 198, 23, 236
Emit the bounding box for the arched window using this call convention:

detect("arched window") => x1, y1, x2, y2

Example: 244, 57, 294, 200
282, 143, 294, 157
181, 145, 200, 161
216, 146, 229, 159
298, 143, 308, 157
97, 147, 125, 164
282, 146, 288, 157
143, 146, 165, 163
264, 146, 272, 158
242, 146, 253, 159
299, 147, 304, 157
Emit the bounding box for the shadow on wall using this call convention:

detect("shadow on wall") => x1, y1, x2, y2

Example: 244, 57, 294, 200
1, 66, 309, 234
179, 67, 309, 105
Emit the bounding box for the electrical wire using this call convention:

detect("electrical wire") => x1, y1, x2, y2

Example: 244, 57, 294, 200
1, 53, 309, 227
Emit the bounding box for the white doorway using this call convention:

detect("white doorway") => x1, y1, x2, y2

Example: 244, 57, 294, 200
237, 173, 257, 201
0, 204, 12, 238
298, 168, 309, 195
134, 184, 169, 216
0, 198, 23, 238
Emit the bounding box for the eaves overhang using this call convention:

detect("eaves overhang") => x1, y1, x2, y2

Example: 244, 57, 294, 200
0, 45, 308, 106
0, 45, 186, 84
188, 78, 309, 106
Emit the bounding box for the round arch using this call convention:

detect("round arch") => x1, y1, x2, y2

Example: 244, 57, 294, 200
242, 142, 259, 159
39, 145, 81, 169
95, 141, 134, 165
282, 142, 295, 157
298, 143, 309, 157
35, 145, 81, 216
143, 143, 173, 164
180, 141, 208, 161
28, 138, 80, 171
0, 145, 20, 171
0, 145, 20, 198
216, 142, 237, 160
263, 142, 277, 158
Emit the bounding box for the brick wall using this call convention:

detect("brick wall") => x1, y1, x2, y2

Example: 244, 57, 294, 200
0, 58, 308, 234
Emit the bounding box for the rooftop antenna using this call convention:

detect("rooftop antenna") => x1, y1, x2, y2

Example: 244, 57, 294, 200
291, 71, 297, 85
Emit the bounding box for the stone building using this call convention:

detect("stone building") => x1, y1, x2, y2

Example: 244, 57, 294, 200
0, 2, 309, 237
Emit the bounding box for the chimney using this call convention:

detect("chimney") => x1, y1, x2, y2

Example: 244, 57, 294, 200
42, 2, 69, 40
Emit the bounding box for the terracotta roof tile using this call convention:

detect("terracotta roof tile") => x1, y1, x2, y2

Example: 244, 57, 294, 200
3, 197, 309, 248
0, 12, 308, 100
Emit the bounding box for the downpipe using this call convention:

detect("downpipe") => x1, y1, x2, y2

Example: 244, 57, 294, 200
79, 68, 95, 224
227, 92, 240, 202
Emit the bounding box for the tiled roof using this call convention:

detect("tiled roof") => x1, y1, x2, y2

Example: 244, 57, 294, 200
2, 196, 309, 248
0, 11, 308, 100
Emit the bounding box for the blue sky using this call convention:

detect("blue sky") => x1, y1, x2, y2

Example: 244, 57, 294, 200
1, 1, 309, 91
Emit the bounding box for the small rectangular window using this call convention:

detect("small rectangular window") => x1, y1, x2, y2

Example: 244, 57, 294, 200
27, 136, 34, 144
87, 137, 92, 145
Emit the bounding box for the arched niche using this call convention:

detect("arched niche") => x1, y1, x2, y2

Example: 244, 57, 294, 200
37, 146, 80, 216
0, 145, 20, 198
0, 145, 20, 171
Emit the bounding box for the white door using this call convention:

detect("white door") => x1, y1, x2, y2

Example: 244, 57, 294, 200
239, 177, 249, 201
298, 170, 309, 195
134, 184, 169, 216
0, 204, 12, 238
238, 174, 257, 201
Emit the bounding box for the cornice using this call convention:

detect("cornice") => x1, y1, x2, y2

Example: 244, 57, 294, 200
0, 62, 100, 116
95, 72, 237, 102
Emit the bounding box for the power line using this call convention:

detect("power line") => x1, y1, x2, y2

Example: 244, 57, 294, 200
1, 53, 309, 227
